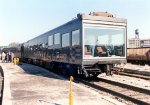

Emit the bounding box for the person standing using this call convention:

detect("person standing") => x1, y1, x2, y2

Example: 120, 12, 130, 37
5, 52, 9, 63
2, 52, 6, 63
11, 52, 14, 63
0, 53, 1, 61
8, 51, 11, 62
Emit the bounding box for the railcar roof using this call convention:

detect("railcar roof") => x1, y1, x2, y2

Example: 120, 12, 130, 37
24, 13, 127, 45
78, 13, 127, 23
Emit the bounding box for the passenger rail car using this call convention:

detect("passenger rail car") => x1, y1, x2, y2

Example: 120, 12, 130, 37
22, 12, 127, 77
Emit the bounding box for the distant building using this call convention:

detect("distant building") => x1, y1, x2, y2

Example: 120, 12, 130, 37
128, 29, 141, 48
128, 38, 140, 48
140, 39, 150, 47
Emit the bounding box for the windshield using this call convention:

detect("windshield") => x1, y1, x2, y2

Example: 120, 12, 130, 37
84, 26, 125, 57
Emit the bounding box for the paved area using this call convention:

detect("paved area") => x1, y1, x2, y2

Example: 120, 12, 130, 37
0, 63, 125, 105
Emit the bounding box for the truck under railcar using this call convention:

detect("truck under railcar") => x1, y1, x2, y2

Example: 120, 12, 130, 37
22, 12, 127, 77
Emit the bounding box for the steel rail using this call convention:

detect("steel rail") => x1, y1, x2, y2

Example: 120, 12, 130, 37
116, 71, 150, 80
112, 67, 150, 80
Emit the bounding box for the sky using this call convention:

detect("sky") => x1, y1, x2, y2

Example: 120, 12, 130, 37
0, 0, 150, 46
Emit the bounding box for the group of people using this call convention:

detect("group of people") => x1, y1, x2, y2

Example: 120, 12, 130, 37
1, 51, 14, 63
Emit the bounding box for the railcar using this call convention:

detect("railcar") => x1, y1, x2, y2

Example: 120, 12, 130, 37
21, 12, 127, 77
127, 48, 150, 65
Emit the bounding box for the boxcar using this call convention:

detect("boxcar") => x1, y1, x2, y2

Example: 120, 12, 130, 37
127, 48, 150, 65
21, 12, 127, 77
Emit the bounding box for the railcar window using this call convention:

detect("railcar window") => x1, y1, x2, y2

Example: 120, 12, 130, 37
54, 33, 60, 44
72, 30, 80, 46
84, 26, 125, 57
62, 33, 70, 47
48, 35, 53, 46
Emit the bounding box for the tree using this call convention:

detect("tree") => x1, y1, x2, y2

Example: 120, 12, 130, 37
8, 42, 20, 48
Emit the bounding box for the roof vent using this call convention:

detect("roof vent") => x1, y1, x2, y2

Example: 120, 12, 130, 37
89, 12, 114, 17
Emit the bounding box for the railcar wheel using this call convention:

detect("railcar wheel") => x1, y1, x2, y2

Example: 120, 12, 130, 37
92, 73, 99, 78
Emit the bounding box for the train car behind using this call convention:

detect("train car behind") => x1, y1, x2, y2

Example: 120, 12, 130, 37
127, 48, 150, 65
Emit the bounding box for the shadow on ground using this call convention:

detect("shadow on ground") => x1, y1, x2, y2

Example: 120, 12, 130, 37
18, 62, 67, 81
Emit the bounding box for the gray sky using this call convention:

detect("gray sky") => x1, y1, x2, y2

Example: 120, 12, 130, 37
0, 0, 150, 46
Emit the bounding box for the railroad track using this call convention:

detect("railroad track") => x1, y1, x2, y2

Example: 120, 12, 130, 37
112, 67, 150, 80
77, 77, 150, 105
116, 72, 150, 80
